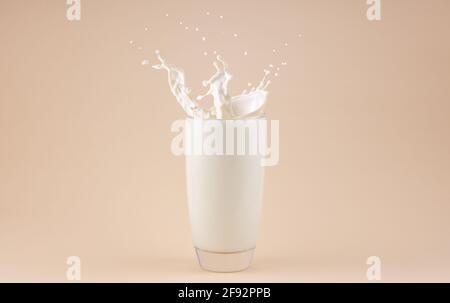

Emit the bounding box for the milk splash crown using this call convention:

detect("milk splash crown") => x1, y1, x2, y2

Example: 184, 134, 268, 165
153, 51, 270, 119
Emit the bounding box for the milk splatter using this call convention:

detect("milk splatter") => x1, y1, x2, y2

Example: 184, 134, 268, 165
196, 56, 232, 119
153, 52, 270, 119
152, 51, 209, 119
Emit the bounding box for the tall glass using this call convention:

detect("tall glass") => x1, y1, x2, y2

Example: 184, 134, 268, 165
185, 118, 265, 272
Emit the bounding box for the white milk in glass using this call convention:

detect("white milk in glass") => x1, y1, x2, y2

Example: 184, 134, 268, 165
185, 118, 265, 272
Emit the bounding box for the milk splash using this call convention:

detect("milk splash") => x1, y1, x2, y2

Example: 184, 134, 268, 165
152, 51, 209, 119
153, 51, 270, 119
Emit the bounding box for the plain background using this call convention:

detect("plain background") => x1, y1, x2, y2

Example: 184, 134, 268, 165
0, 0, 449, 282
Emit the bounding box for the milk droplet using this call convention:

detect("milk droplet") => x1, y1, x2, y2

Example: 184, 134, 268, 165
137, 46, 143, 50
248, 83, 252, 87
275, 73, 279, 77
142, 59, 150, 65
202, 37, 206, 41
269, 64, 274, 68
298, 33, 302, 38
243, 51, 248, 56
281, 62, 287, 66
233, 33, 238, 38
276, 67, 280, 71
203, 51, 208, 56
272, 49, 276, 53
165, 13, 169, 17
284, 42, 289, 47
219, 15, 224, 19
185, 26, 189, 30
195, 27, 199, 32
144, 27, 149, 31
206, 11, 210, 16
129, 40, 134, 44
213, 50, 217, 54
179, 21, 183, 25
155, 49, 160, 54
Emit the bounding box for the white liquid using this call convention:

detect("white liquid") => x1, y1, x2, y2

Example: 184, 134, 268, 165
151, 51, 270, 254
153, 52, 270, 119
185, 119, 264, 252
152, 51, 209, 119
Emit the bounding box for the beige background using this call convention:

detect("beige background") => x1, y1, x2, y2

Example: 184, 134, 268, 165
1, 0, 449, 282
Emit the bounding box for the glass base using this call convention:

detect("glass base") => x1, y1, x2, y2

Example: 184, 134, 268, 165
195, 247, 255, 273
